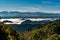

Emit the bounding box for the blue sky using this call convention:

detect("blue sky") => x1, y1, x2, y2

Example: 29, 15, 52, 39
0, 0, 60, 13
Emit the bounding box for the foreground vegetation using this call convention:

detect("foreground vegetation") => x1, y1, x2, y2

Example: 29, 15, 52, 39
0, 19, 60, 40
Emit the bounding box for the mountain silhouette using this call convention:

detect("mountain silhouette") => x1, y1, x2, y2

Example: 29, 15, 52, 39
21, 20, 51, 24
0, 12, 60, 18
3, 20, 13, 23
21, 20, 33, 24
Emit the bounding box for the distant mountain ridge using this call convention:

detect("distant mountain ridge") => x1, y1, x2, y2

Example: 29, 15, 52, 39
0, 11, 60, 18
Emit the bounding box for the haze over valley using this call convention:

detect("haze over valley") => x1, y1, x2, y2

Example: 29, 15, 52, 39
0, 11, 59, 24
0, 18, 58, 24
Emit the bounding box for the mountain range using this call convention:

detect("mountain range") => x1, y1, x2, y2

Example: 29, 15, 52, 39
0, 11, 60, 18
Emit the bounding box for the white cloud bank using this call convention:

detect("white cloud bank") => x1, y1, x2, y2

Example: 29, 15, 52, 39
0, 18, 57, 24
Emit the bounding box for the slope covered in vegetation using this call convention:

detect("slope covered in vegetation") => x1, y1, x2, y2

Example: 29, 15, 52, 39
0, 19, 60, 40
19, 19, 60, 40
0, 22, 20, 40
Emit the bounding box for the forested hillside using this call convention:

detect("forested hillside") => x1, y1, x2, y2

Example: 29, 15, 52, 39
0, 19, 60, 40
0, 22, 20, 40
19, 19, 60, 40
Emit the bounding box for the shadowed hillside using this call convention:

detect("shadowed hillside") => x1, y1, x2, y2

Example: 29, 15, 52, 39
0, 22, 20, 40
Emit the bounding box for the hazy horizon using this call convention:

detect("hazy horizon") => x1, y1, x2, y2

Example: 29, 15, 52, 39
0, 0, 60, 13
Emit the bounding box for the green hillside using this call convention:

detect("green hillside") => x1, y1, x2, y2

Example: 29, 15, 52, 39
0, 19, 60, 40
19, 19, 60, 40
0, 22, 20, 40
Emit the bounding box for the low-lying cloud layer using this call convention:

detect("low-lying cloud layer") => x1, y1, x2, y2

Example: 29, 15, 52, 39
0, 18, 57, 24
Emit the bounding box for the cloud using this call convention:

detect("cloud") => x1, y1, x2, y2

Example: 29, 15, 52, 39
43, 10, 60, 13
41, 1, 59, 5
1, 18, 25, 24
42, 1, 52, 4
18, 7, 41, 12
0, 7, 40, 12
3, 6, 60, 13
55, 6, 60, 7
16, 7, 60, 13
55, 4, 60, 7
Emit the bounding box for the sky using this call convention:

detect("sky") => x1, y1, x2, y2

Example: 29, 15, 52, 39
0, 0, 60, 13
